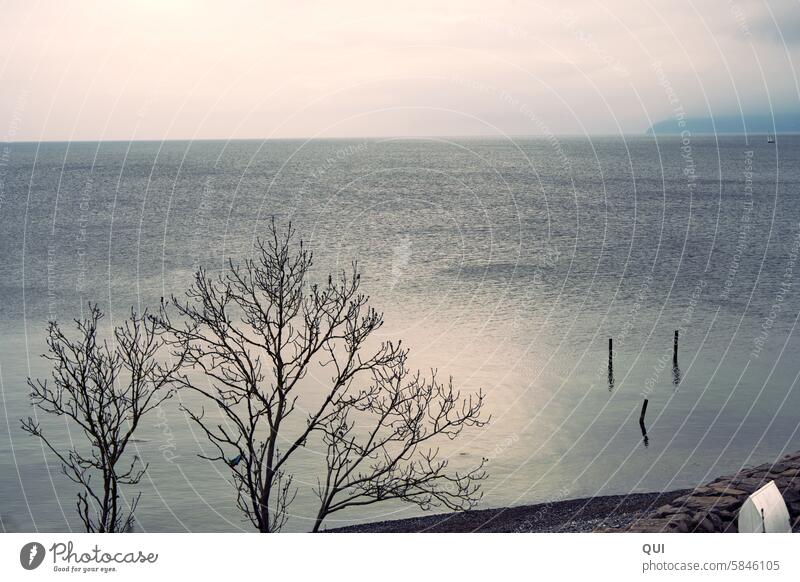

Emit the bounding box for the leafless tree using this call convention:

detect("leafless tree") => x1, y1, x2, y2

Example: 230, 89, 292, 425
313, 354, 487, 532
21, 305, 185, 532
157, 221, 488, 532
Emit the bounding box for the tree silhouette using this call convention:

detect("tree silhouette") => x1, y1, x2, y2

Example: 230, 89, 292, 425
157, 221, 488, 532
21, 305, 185, 532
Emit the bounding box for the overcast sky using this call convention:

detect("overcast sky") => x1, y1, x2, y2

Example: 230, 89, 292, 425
1, 0, 799, 140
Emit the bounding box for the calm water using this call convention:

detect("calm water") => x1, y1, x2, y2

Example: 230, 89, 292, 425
2, 135, 800, 532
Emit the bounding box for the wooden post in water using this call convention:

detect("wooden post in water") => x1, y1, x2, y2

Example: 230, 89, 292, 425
639, 398, 649, 447
607, 338, 614, 391
639, 399, 649, 426
673, 330, 679, 366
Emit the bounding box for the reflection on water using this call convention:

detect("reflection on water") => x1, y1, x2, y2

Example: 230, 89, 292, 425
2, 135, 800, 531
673, 365, 682, 387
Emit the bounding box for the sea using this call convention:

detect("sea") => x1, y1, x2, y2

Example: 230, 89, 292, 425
2, 135, 800, 531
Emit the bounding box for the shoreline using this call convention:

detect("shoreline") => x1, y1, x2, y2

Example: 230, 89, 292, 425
329, 490, 690, 533
332, 450, 800, 533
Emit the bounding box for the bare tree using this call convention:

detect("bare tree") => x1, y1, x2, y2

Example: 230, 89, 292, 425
157, 221, 488, 532
313, 354, 487, 532
21, 305, 185, 532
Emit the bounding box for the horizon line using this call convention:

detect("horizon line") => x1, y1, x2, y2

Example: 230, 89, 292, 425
3, 131, 799, 145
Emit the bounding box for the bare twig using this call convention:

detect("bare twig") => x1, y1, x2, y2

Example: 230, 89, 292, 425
156, 220, 488, 532
21, 304, 185, 532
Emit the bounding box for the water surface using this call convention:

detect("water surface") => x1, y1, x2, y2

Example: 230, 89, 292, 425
2, 135, 800, 531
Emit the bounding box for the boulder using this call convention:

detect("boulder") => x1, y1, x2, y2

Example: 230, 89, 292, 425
768, 463, 790, 475
781, 487, 800, 504
667, 515, 690, 533
727, 476, 769, 493
723, 521, 738, 533
626, 452, 800, 533
707, 484, 748, 497
692, 486, 719, 496
652, 504, 679, 518
708, 512, 723, 530
627, 518, 676, 533
716, 509, 735, 521
694, 516, 716, 533
683, 495, 741, 511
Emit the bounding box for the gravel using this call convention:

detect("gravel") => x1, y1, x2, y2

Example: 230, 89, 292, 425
328, 490, 692, 533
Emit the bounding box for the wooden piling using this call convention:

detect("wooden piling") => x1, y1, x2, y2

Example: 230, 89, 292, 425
639, 399, 649, 447
673, 330, 679, 365
608, 338, 615, 391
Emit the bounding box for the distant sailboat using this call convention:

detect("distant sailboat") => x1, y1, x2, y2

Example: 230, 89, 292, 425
768, 135, 775, 143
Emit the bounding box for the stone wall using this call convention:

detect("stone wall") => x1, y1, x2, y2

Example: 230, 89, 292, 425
621, 451, 800, 533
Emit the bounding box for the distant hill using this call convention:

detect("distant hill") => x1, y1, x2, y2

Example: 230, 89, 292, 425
646, 114, 800, 135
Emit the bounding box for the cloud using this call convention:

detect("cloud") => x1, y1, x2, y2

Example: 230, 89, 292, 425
0, 0, 799, 139
744, 1, 800, 45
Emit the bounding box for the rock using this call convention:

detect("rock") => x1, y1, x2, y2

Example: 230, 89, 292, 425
692, 486, 719, 496
675, 519, 689, 533
782, 487, 800, 504
628, 451, 800, 533
768, 463, 790, 474
695, 516, 716, 533
670, 516, 690, 533
708, 512, 723, 530
724, 521, 739, 533
707, 484, 748, 497
684, 495, 741, 511
653, 504, 679, 518
772, 477, 792, 490
717, 509, 735, 521
728, 476, 769, 492
670, 495, 689, 506
787, 501, 800, 517
709, 477, 733, 486
627, 518, 676, 533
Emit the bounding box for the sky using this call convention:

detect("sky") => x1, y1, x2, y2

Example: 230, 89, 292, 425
1, 0, 799, 140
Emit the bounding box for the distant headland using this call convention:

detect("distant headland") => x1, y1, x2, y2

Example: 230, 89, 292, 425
646, 114, 800, 135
